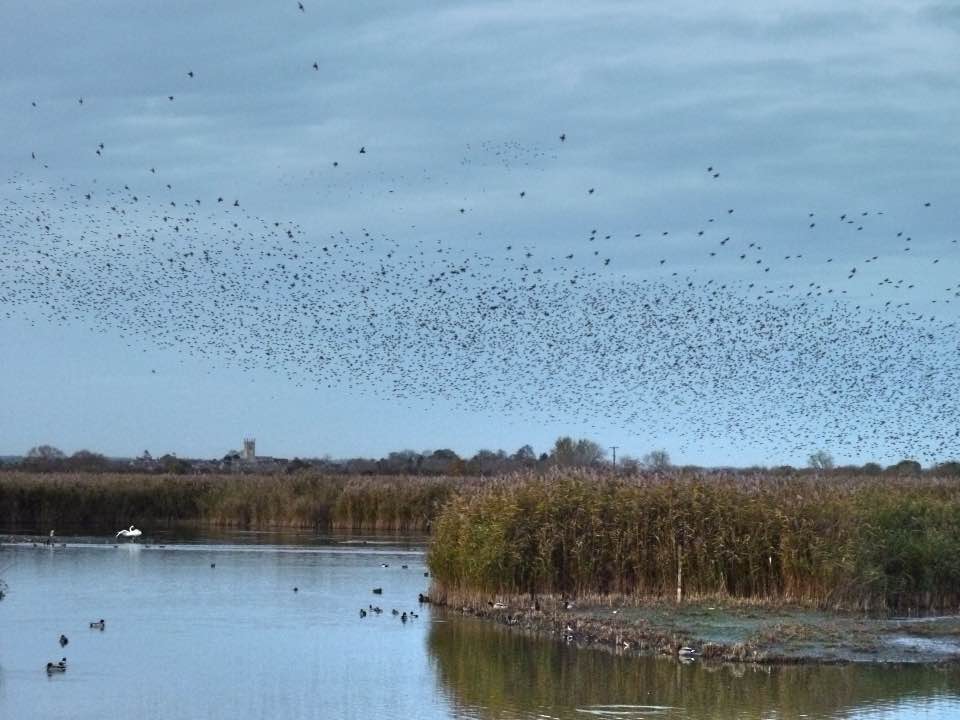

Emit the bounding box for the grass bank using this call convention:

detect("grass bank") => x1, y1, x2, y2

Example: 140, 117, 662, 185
0, 472, 465, 532
428, 471, 960, 612
437, 596, 960, 664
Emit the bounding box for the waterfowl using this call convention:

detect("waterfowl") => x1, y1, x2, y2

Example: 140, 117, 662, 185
89, 619, 105, 630
359, 608, 367, 618
46, 661, 66, 674
59, 634, 68, 647
372, 587, 382, 594
678, 646, 698, 658
116, 525, 142, 538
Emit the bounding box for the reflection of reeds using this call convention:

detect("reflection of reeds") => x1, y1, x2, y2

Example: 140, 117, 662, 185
428, 470, 960, 611
427, 617, 960, 720
0, 472, 465, 532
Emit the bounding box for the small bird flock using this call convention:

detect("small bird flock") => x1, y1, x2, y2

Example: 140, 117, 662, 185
1, 4, 958, 465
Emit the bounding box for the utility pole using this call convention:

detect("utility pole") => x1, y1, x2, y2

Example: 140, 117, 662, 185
610, 445, 619, 469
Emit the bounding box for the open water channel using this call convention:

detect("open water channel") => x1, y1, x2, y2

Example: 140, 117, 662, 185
1, 530, 959, 719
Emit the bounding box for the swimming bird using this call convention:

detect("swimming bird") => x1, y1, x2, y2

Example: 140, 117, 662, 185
89, 619, 105, 630
59, 634, 68, 647
46, 660, 66, 674
116, 525, 142, 538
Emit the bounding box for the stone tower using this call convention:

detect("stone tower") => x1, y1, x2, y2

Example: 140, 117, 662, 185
242, 438, 256, 461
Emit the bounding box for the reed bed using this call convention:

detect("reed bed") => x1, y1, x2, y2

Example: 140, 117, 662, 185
0, 472, 465, 532
427, 470, 960, 611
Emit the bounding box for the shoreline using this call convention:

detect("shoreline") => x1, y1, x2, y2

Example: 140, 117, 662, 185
435, 595, 960, 665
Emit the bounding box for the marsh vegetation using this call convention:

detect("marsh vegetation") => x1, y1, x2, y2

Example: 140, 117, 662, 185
428, 471, 960, 612
0, 472, 461, 532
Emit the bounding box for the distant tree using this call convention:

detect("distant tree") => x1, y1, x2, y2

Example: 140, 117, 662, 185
159, 453, 191, 475
642, 449, 672, 470
551, 436, 577, 467
573, 439, 605, 466
286, 458, 312, 474
345, 458, 378, 475
862, 462, 882, 476
66, 450, 109, 472
431, 449, 459, 461
512, 444, 537, 465
550, 437, 605, 468
467, 449, 508, 475
807, 450, 835, 470
887, 459, 922, 477
421, 450, 460, 475
381, 450, 421, 474
26, 445, 65, 460
932, 461, 960, 478
618, 454, 640, 474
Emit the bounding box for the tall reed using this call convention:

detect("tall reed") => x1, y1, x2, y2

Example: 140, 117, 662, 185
428, 470, 960, 611
0, 472, 464, 532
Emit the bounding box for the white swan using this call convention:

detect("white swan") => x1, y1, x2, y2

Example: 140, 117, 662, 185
116, 525, 142, 538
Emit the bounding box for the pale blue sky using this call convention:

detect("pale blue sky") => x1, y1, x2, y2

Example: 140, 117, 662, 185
1, 1, 958, 465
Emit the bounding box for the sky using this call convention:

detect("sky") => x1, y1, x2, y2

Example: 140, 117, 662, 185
0, 1, 958, 465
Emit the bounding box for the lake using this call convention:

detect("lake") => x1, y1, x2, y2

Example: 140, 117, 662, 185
1, 530, 959, 719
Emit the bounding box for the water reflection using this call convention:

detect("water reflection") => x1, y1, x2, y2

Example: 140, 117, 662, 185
427, 615, 960, 719
3, 535, 960, 720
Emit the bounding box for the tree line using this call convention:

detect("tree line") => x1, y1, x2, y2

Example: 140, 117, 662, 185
3, 440, 957, 478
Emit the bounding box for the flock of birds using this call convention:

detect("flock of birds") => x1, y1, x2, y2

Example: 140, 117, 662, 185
2, 4, 958, 465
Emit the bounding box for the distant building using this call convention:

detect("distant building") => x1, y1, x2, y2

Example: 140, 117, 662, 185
221, 438, 287, 473
242, 438, 256, 461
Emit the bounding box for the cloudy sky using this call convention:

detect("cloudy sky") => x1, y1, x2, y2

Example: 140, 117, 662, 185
1, 1, 958, 464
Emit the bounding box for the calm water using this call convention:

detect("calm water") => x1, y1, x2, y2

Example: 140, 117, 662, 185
2, 531, 959, 720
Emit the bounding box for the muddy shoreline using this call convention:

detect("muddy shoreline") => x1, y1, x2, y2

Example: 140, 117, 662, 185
434, 596, 960, 665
